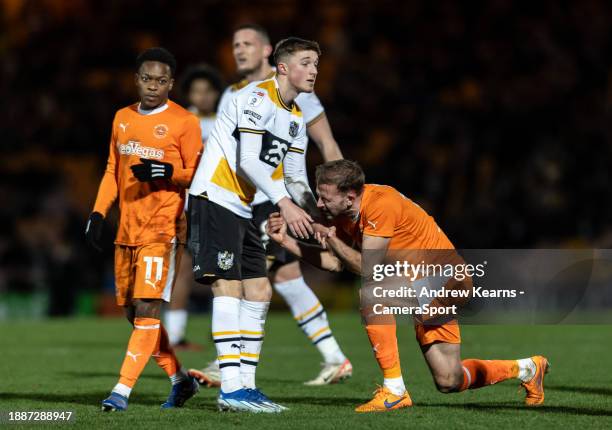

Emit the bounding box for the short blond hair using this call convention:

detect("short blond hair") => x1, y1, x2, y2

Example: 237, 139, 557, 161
315, 160, 365, 194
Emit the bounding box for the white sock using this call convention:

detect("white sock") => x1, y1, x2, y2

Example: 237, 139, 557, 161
164, 309, 188, 346
274, 277, 346, 364
112, 383, 132, 398
316, 337, 346, 365
212, 296, 242, 393
239, 299, 269, 389
383, 376, 406, 396
169, 367, 188, 385
517, 358, 536, 382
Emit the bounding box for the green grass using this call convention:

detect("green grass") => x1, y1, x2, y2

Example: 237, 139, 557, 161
1, 313, 611, 429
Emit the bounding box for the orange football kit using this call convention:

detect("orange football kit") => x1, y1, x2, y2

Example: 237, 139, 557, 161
335, 185, 546, 410
335, 184, 460, 351
93, 100, 202, 305
91, 100, 201, 395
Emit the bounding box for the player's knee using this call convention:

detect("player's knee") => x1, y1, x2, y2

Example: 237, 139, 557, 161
433, 377, 455, 393
433, 371, 463, 393
211, 280, 242, 298
247, 285, 272, 301
133, 299, 162, 319
273, 261, 301, 283
243, 277, 272, 301
245, 289, 272, 302
124, 306, 135, 324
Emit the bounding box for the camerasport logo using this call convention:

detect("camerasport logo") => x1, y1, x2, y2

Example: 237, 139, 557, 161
118, 140, 164, 160
153, 124, 169, 139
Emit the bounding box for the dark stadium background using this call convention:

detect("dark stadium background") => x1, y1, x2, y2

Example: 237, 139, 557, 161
2, 0, 612, 318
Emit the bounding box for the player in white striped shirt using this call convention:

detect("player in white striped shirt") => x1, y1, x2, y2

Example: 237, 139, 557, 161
189, 24, 351, 390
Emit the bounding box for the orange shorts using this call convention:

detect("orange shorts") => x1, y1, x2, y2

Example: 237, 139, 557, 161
414, 320, 461, 346
114, 241, 182, 306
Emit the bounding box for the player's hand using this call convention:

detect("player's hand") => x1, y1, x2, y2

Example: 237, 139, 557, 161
85, 211, 104, 252
130, 158, 174, 182
266, 212, 287, 244
312, 222, 330, 248
277, 197, 314, 239
315, 225, 336, 249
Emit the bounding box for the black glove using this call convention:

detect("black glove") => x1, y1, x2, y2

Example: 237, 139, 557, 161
130, 158, 173, 182
85, 212, 104, 252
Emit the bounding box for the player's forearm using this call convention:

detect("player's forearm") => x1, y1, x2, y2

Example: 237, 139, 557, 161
241, 158, 289, 204
176, 116, 203, 188
170, 167, 194, 188
318, 139, 343, 162
326, 236, 361, 275
92, 171, 118, 216
279, 234, 304, 258
307, 115, 343, 162
284, 176, 319, 217
283, 150, 319, 216
239, 132, 289, 203
280, 235, 342, 272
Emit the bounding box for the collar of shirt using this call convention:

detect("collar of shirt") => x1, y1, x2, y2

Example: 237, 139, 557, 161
138, 102, 169, 115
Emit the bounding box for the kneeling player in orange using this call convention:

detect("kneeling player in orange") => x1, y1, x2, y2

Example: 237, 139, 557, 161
267, 160, 549, 412
85, 48, 203, 411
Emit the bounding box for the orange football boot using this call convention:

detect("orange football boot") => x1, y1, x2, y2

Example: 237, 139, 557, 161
188, 368, 221, 388
355, 386, 412, 413
521, 355, 550, 406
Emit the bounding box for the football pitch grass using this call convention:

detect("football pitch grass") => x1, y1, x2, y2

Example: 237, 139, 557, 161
2, 313, 611, 429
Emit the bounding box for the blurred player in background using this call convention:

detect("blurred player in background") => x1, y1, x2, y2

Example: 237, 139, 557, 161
190, 23, 351, 389
164, 65, 224, 350
183, 64, 224, 142
85, 48, 201, 411
267, 160, 550, 412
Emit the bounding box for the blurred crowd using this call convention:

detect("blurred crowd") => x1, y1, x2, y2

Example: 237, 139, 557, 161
2, 0, 612, 314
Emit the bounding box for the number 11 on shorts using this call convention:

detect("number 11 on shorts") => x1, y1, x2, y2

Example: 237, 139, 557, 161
143, 256, 163, 289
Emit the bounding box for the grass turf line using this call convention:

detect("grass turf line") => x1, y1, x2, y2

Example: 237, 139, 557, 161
1, 313, 612, 429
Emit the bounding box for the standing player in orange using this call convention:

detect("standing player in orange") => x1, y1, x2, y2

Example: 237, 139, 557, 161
85, 47, 202, 411
267, 160, 549, 412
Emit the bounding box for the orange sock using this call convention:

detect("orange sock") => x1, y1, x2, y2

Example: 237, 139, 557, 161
365, 324, 402, 378
153, 324, 182, 378
460, 359, 519, 391
118, 317, 161, 388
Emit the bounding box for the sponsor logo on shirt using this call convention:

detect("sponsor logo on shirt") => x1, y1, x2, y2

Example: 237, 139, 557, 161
118, 140, 164, 159
243, 109, 262, 120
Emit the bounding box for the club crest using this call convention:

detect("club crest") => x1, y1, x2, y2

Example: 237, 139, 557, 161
217, 251, 234, 270
153, 124, 169, 139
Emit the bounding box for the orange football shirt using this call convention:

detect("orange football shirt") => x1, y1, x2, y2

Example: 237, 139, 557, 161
336, 184, 454, 250
92, 100, 202, 245
338, 184, 461, 341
